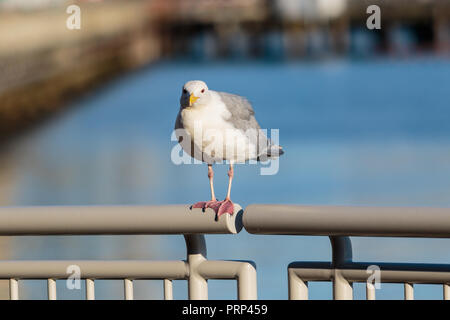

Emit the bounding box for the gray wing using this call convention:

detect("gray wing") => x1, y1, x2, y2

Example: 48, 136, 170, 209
218, 92, 279, 160
217, 92, 261, 132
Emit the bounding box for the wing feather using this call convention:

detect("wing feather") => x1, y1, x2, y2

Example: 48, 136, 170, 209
217, 92, 260, 132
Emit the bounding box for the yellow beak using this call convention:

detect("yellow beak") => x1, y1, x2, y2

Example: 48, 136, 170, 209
189, 94, 199, 106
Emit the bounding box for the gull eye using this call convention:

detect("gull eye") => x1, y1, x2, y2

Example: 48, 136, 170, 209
201, 89, 205, 93
183, 89, 187, 94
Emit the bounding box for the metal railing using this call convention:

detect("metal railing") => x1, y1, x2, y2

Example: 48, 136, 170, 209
244, 204, 450, 300
1, 203, 450, 300
0, 204, 257, 300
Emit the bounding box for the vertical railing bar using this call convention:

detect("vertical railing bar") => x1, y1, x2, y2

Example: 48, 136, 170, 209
366, 282, 375, 300
330, 237, 353, 300
236, 264, 257, 300
124, 279, 134, 300
333, 271, 353, 300
86, 279, 95, 300
164, 279, 173, 300
184, 235, 208, 300
47, 278, 57, 300
9, 278, 19, 300
404, 283, 414, 300
288, 269, 308, 300
443, 284, 450, 300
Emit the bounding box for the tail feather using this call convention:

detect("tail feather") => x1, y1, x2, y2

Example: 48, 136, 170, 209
257, 145, 284, 161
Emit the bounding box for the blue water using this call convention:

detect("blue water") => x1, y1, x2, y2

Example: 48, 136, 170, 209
1, 57, 450, 299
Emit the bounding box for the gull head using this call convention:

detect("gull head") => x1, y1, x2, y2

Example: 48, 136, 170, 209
180, 80, 210, 109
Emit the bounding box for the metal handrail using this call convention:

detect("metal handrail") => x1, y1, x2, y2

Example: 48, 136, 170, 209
243, 204, 450, 237
0, 204, 257, 300
0, 204, 243, 235
244, 204, 450, 300
2, 203, 450, 300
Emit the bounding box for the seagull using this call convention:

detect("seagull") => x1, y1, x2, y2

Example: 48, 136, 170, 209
175, 80, 284, 219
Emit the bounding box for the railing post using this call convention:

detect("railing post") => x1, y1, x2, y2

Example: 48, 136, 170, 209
366, 282, 376, 300
86, 279, 95, 300
288, 269, 308, 300
164, 279, 173, 300
124, 279, 133, 300
184, 234, 208, 299
9, 279, 19, 300
330, 236, 353, 300
444, 284, 450, 300
237, 262, 257, 300
404, 283, 414, 300
333, 270, 353, 300
330, 236, 353, 266
47, 278, 57, 300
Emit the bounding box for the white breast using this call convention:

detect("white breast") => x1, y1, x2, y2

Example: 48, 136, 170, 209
180, 92, 256, 163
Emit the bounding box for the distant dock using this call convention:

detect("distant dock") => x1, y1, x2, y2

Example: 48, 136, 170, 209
0, 1, 162, 143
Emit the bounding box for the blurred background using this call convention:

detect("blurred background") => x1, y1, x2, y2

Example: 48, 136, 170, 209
0, 0, 450, 299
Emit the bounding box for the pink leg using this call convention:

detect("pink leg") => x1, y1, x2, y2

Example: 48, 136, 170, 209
190, 165, 221, 212
217, 164, 235, 219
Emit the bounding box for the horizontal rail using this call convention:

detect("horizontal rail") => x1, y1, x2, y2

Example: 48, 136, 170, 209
244, 204, 450, 237
287, 237, 450, 300
288, 262, 450, 284
288, 264, 450, 300
0, 204, 243, 235
198, 260, 257, 300
1, 235, 257, 300
0, 261, 188, 279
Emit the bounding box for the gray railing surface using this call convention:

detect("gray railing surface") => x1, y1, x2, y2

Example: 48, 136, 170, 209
1, 204, 450, 300
244, 204, 450, 300
0, 204, 257, 300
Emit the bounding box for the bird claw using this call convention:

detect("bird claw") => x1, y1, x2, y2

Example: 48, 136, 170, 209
190, 200, 221, 212
190, 199, 234, 220
216, 199, 234, 220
